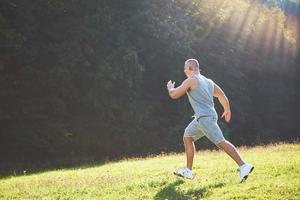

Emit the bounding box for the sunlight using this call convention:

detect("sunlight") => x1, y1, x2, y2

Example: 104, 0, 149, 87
232, 5, 259, 45
222, 0, 299, 65
189, 0, 299, 71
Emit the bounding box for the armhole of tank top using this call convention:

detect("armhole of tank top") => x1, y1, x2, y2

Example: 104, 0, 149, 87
208, 79, 214, 95
190, 76, 199, 91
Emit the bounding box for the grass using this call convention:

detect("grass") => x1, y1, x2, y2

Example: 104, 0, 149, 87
0, 143, 300, 199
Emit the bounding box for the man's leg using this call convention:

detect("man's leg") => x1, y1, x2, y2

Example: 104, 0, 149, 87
183, 136, 195, 170
217, 140, 245, 166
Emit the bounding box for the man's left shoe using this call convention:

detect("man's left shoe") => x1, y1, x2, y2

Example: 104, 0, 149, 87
237, 163, 254, 183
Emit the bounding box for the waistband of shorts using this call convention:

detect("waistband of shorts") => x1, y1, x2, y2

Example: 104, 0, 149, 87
194, 115, 217, 122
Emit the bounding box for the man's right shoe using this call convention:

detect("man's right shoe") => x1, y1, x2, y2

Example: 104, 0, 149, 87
174, 167, 193, 179
238, 163, 254, 183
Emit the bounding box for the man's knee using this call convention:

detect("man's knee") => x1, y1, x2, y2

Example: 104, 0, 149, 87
183, 136, 194, 144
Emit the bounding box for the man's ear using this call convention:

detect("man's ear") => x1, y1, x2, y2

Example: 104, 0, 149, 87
188, 66, 193, 71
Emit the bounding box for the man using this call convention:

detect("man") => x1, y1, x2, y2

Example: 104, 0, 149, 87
166, 58, 254, 182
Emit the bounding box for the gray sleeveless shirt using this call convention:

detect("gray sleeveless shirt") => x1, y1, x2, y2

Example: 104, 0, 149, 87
186, 74, 217, 118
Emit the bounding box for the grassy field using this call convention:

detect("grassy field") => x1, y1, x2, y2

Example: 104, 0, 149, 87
1, 143, 300, 200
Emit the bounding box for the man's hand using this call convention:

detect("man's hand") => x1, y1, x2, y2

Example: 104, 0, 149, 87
166, 78, 195, 99
167, 80, 175, 91
221, 110, 231, 123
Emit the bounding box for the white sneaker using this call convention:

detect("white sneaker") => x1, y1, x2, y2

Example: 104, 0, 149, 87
174, 167, 193, 179
238, 163, 254, 183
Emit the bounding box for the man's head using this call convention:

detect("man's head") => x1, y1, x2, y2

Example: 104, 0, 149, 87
184, 58, 200, 78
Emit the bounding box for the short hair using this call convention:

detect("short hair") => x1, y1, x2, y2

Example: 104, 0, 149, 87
185, 58, 199, 71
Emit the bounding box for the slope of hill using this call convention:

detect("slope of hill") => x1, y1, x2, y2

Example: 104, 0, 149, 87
0, 143, 299, 200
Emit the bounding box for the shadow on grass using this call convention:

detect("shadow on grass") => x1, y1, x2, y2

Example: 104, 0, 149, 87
154, 179, 225, 200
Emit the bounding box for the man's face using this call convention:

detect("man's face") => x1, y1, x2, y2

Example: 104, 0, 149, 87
184, 64, 193, 77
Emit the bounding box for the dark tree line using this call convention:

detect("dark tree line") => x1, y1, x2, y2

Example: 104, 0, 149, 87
0, 0, 299, 174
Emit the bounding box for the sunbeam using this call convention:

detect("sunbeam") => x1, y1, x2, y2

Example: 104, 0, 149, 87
230, 3, 256, 45
269, 14, 281, 66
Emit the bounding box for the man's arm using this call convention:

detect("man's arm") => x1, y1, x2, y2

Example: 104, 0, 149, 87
167, 78, 196, 99
213, 83, 231, 123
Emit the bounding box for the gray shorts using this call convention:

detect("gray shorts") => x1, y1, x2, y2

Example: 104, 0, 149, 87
184, 116, 225, 145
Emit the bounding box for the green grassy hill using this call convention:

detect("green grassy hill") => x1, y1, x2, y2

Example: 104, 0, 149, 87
1, 143, 299, 200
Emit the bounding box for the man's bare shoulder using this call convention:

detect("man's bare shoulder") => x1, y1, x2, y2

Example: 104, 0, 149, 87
183, 77, 198, 89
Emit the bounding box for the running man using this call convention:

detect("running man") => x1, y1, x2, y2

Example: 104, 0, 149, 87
166, 58, 254, 182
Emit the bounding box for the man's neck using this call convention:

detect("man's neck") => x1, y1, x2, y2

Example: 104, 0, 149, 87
190, 72, 200, 77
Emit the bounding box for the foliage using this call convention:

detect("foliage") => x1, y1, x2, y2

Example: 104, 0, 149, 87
0, 0, 299, 169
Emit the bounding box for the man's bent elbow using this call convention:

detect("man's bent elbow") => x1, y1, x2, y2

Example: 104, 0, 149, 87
216, 93, 228, 101
169, 93, 179, 99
